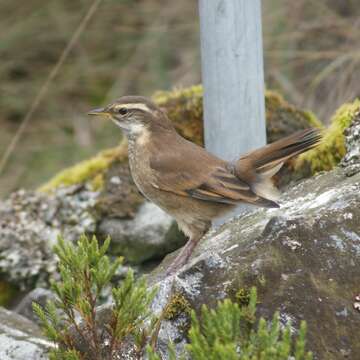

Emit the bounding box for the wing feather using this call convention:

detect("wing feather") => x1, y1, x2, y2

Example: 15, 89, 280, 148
149, 136, 277, 207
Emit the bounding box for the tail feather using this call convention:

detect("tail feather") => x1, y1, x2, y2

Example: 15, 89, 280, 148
235, 128, 322, 203
245, 128, 322, 173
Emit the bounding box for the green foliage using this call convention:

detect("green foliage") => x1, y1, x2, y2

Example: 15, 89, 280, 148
187, 288, 257, 359
148, 288, 312, 360
110, 270, 157, 347
186, 288, 312, 360
34, 235, 312, 360
33, 234, 157, 360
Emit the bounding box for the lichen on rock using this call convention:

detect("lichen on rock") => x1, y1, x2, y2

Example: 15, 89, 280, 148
1, 91, 359, 359
0, 187, 98, 290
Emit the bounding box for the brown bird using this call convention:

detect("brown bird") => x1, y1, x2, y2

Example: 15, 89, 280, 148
88, 96, 322, 274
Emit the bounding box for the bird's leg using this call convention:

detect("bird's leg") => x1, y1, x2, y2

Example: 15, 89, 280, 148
166, 230, 206, 276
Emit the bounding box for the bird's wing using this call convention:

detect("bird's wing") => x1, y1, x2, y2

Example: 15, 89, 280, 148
149, 137, 278, 207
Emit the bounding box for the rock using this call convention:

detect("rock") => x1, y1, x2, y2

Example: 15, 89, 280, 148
0, 185, 98, 290
146, 120, 360, 359
97, 202, 186, 263
0, 307, 52, 359
149, 164, 360, 359
0, 183, 183, 290
81, 155, 360, 359
15, 288, 56, 324
0, 180, 183, 290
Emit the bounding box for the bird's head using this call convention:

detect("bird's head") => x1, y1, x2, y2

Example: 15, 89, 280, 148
88, 96, 173, 137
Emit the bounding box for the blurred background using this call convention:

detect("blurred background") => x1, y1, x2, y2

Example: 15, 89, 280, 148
0, 0, 359, 197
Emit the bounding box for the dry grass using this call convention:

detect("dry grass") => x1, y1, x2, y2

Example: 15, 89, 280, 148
0, 0, 199, 196
263, 0, 360, 120
0, 0, 359, 196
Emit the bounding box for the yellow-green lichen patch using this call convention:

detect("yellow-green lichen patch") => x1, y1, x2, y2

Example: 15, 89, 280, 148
295, 99, 360, 175
163, 293, 192, 320
153, 85, 204, 145
90, 173, 105, 192
39, 142, 128, 193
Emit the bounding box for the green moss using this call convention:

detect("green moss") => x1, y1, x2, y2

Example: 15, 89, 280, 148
39, 143, 127, 193
295, 99, 360, 174
163, 293, 192, 321
90, 173, 105, 192
306, 111, 324, 129
0, 281, 18, 307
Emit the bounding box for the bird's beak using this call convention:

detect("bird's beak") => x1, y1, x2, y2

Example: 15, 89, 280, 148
87, 107, 108, 116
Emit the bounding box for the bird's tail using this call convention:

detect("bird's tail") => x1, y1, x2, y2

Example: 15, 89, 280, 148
235, 128, 322, 202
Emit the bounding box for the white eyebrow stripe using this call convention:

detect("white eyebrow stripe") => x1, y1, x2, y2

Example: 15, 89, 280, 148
115, 103, 153, 112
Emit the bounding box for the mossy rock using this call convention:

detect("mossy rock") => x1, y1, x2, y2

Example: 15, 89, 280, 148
295, 99, 360, 176
40, 85, 322, 196
39, 142, 128, 193
93, 158, 144, 219
153, 85, 204, 145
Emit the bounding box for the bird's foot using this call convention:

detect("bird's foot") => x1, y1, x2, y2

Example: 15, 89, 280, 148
165, 250, 191, 276
165, 238, 198, 276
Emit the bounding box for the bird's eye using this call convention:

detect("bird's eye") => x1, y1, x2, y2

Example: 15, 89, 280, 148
118, 107, 128, 115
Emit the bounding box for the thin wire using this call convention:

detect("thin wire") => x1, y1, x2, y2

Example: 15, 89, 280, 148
0, 0, 103, 175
